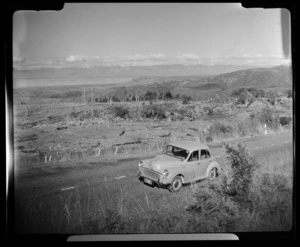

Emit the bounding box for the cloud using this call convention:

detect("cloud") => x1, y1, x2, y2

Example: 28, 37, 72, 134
13, 53, 292, 70
65, 55, 88, 62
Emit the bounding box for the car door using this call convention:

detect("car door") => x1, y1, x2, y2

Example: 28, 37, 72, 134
196, 149, 212, 179
184, 150, 201, 182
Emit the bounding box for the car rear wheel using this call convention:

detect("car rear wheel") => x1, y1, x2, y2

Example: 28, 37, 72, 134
208, 168, 217, 181
168, 176, 183, 192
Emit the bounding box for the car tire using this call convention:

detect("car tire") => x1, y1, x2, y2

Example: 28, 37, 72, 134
208, 168, 217, 181
168, 176, 183, 193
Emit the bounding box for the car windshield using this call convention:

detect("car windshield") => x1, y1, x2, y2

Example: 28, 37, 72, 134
162, 145, 189, 160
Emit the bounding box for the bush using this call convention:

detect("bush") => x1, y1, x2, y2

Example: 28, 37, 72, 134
231, 88, 247, 98
140, 105, 166, 119
209, 122, 233, 136
279, 116, 292, 126
205, 135, 213, 143
266, 91, 277, 105
223, 143, 259, 204
236, 92, 247, 105
111, 106, 129, 118
182, 98, 190, 105
181, 95, 191, 105
144, 91, 157, 101
258, 106, 280, 129
111, 96, 121, 102
165, 91, 173, 100
187, 179, 240, 220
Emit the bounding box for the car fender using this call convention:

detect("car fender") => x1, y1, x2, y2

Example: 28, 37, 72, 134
206, 160, 222, 177
163, 169, 185, 184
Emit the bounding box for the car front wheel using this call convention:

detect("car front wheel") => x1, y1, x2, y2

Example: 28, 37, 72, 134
168, 176, 183, 192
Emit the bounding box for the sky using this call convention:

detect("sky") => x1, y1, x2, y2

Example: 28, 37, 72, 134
13, 3, 291, 69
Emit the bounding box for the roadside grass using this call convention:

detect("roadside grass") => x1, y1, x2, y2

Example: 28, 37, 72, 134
15, 144, 293, 234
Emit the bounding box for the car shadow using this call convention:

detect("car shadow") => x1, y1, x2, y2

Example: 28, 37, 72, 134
183, 178, 207, 187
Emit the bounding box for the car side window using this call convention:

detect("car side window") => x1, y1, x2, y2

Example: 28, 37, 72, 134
200, 149, 211, 160
188, 150, 199, 162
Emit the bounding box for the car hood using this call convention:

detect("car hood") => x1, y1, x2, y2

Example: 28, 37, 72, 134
144, 154, 182, 171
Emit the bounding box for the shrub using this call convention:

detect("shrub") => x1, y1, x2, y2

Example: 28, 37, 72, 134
247, 88, 260, 98
181, 95, 191, 105
266, 91, 277, 105
187, 179, 240, 220
111, 96, 121, 102
182, 98, 190, 105
279, 116, 292, 126
144, 91, 157, 101
258, 106, 280, 129
205, 135, 213, 143
231, 88, 247, 97
99, 97, 108, 103
111, 106, 129, 118
209, 122, 233, 136
207, 109, 214, 116
165, 91, 173, 100
223, 142, 260, 204
140, 105, 166, 119
236, 91, 248, 105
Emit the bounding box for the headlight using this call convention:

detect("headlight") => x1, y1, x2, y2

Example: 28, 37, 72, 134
162, 170, 169, 176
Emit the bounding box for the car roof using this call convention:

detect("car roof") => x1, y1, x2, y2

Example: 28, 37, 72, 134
167, 141, 209, 152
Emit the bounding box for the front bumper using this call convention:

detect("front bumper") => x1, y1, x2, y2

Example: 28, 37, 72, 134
137, 171, 170, 188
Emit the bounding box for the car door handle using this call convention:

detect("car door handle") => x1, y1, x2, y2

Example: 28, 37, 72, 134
197, 163, 201, 165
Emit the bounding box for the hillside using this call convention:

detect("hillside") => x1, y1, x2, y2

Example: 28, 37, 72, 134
185, 65, 292, 90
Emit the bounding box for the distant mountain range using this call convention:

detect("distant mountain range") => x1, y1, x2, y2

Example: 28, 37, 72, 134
13, 64, 292, 101
184, 65, 292, 90
13, 64, 257, 79
92, 65, 292, 101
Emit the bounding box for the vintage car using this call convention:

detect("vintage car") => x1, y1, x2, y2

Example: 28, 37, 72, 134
137, 141, 221, 192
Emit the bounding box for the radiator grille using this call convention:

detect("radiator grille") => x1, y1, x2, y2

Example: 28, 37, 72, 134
142, 168, 160, 181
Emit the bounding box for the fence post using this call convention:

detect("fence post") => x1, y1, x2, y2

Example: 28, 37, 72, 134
264, 124, 267, 135
115, 146, 118, 155
44, 155, 47, 163
97, 148, 101, 157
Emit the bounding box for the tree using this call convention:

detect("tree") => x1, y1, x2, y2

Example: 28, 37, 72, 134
266, 91, 277, 105
165, 91, 173, 100
248, 88, 260, 98
236, 91, 247, 105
